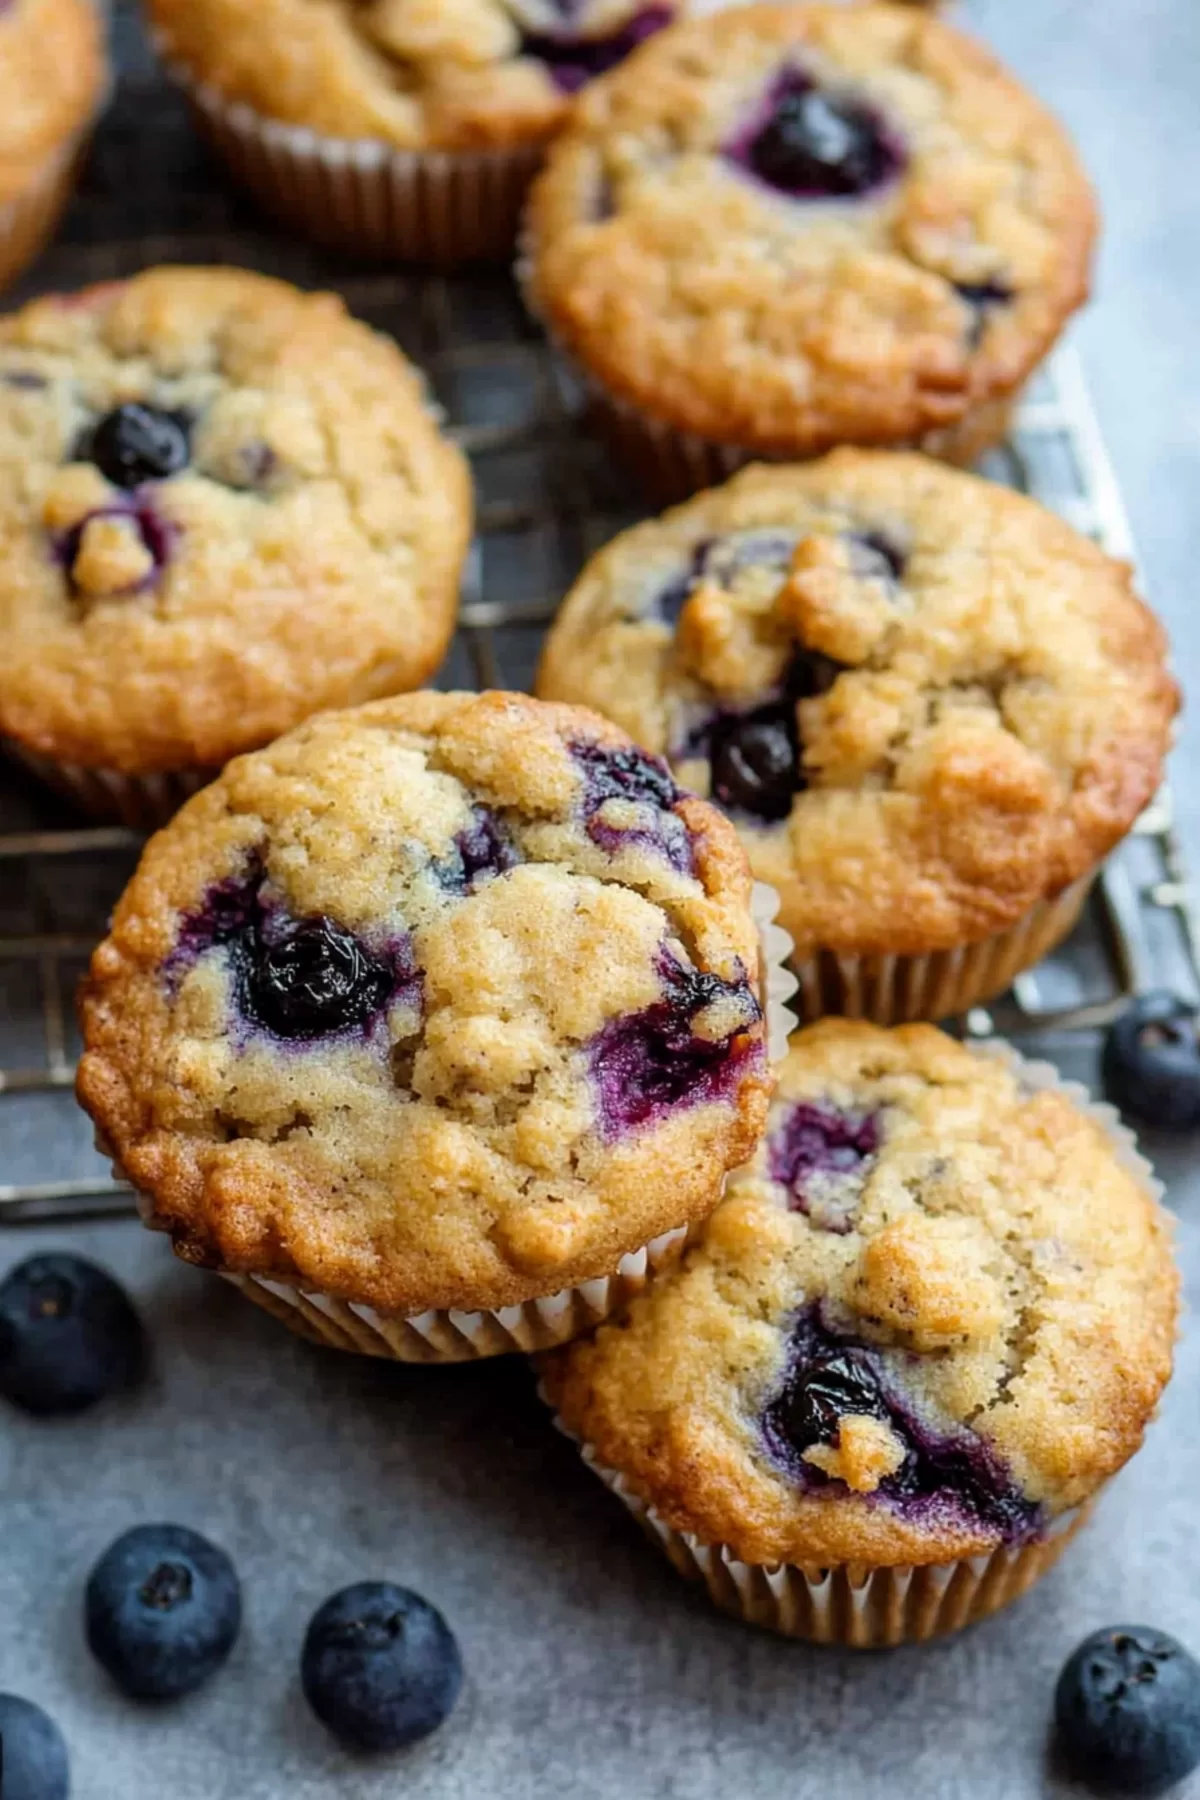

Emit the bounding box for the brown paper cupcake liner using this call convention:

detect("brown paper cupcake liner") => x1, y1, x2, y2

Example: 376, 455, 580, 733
790, 871, 1095, 1026
128, 884, 797, 1364
165, 57, 546, 266
3, 739, 216, 830
543, 1039, 1161, 1644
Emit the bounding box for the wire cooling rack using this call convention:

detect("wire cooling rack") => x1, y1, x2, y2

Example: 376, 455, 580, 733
0, 3, 1197, 1223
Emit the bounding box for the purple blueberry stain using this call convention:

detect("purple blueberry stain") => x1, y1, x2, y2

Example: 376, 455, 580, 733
953, 279, 1015, 350
727, 68, 907, 202
768, 1102, 880, 1233
760, 1308, 1040, 1542
434, 808, 518, 895
648, 531, 797, 628
588, 949, 763, 1141
523, 4, 675, 94
169, 865, 422, 1046
54, 498, 177, 597
571, 740, 695, 875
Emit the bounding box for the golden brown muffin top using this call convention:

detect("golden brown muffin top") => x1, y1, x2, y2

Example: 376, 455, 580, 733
149, 0, 685, 152
544, 1020, 1178, 1568
78, 691, 774, 1314
0, 267, 471, 774
525, 3, 1096, 457
538, 452, 1177, 959
0, 0, 106, 204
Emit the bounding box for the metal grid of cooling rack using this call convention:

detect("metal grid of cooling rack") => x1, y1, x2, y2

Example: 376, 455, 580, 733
1, 313, 1197, 1226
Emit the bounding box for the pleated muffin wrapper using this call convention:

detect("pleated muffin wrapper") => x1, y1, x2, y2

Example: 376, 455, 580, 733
162, 54, 548, 267
2, 739, 218, 831
129, 883, 797, 1364
791, 870, 1095, 1027
542, 1038, 1165, 1645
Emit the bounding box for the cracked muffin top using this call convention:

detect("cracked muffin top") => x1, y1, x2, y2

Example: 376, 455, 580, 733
524, 2, 1097, 457
77, 691, 774, 1314
0, 0, 106, 205
0, 267, 472, 775
543, 1019, 1178, 1568
537, 451, 1178, 960
148, 0, 684, 152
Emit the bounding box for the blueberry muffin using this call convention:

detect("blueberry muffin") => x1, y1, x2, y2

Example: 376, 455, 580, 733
524, 1, 1097, 499
77, 691, 777, 1362
543, 1019, 1177, 1646
538, 452, 1178, 1023
0, 0, 108, 292
0, 267, 472, 826
149, 0, 684, 265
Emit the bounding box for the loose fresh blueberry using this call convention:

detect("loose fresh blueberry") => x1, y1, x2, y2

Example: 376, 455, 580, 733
708, 700, 800, 821
85, 1524, 242, 1701
1102, 993, 1200, 1133
79, 403, 191, 489
1055, 1626, 1200, 1797
0, 1253, 144, 1417
736, 72, 905, 200
0, 1695, 70, 1800
761, 1310, 1037, 1539
523, 5, 674, 94
239, 914, 397, 1041
301, 1583, 463, 1753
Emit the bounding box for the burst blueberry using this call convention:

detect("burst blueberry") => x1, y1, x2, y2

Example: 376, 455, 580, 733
0, 1253, 144, 1417
768, 1102, 880, 1230
301, 1583, 463, 1753
79, 403, 191, 489
0, 1695, 70, 1800
238, 914, 397, 1040
523, 4, 674, 94
85, 1523, 242, 1701
708, 700, 800, 821
737, 72, 905, 199
1101, 992, 1200, 1133
1055, 1626, 1200, 1797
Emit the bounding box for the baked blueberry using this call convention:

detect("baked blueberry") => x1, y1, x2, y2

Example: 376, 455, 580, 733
1102, 993, 1200, 1133
1055, 1626, 1200, 1797
708, 700, 800, 822
768, 1102, 880, 1230
57, 500, 176, 596
572, 740, 693, 871
849, 530, 905, 583
589, 954, 761, 1138
237, 914, 398, 1041
85, 1523, 242, 1701
774, 1349, 888, 1447
79, 403, 191, 489
0, 1695, 70, 1800
523, 5, 674, 95
300, 1583, 463, 1753
955, 279, 1014, 349
740, 73, 905, 200
0, 1253, 144, 1417
443, 808, 517, 893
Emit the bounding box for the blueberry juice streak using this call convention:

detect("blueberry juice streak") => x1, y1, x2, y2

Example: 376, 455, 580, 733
768, 1101, 880, 1233
171, 867, 421, 1045
571, 740, 694, 874
726, 68, 907, 201
523, 5, 675, 95
760, 1309, 1039, 1541
588, 950, 763, 1140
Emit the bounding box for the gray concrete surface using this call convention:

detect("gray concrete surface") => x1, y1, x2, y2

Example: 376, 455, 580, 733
1, 3, 1198, 1797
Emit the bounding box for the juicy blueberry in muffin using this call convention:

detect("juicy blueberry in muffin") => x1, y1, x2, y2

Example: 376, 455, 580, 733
77, 692, 773, 1318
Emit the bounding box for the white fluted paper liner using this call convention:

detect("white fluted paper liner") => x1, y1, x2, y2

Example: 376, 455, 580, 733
3, 739, 215, 829
164, 55, 546, 266
790, 871, 1095, 1026
751, 879, 797, 1064
223, 1221, 692, 1364
540, 1038, 1165, 1644
552, 1417, 1088, 1646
